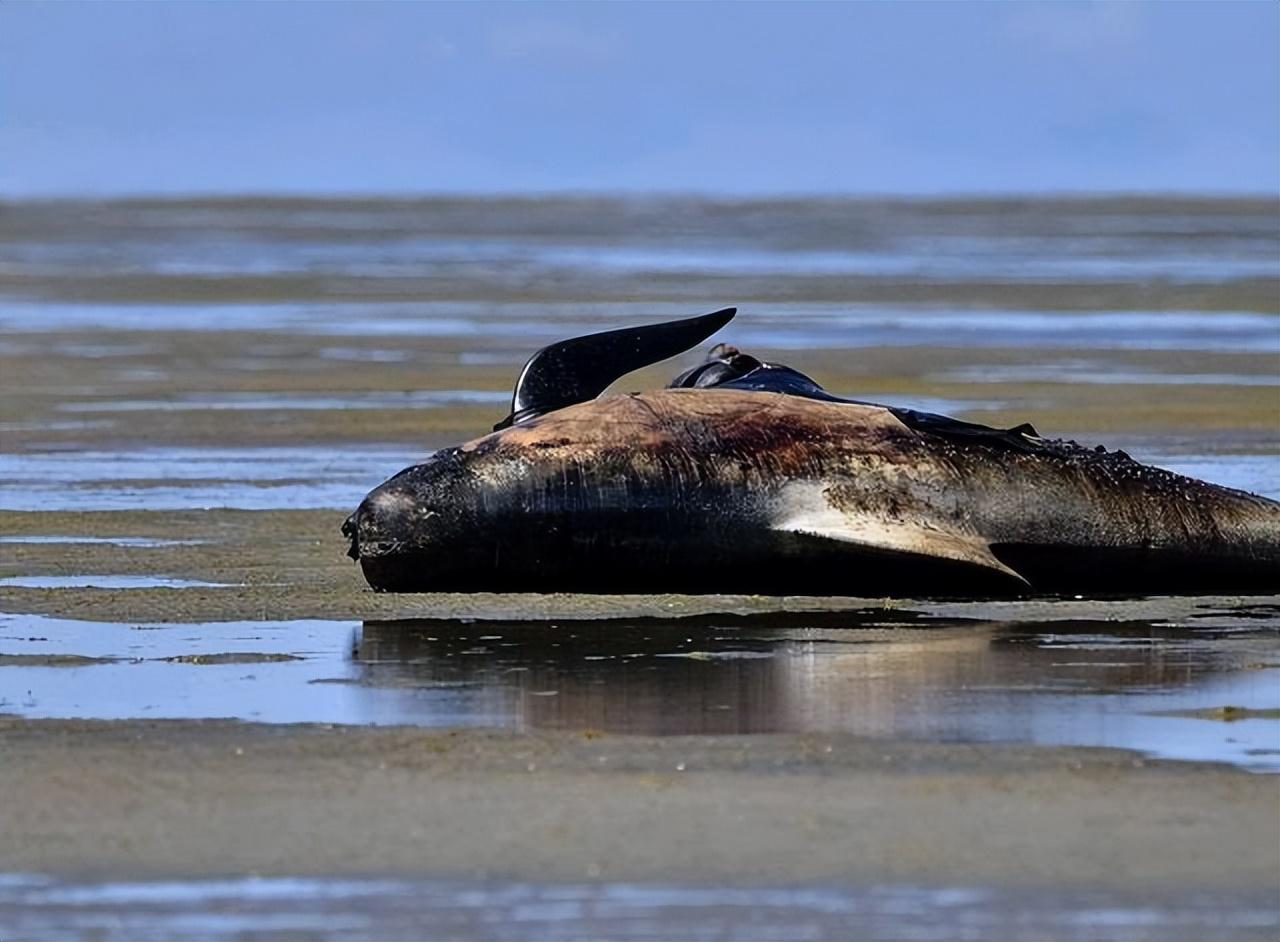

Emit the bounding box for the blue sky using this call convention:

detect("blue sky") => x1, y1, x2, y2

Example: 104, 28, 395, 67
2, 2, 1277, 196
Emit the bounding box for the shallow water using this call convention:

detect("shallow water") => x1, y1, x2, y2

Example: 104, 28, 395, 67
58, 389, 509, 412
2, 873, 1273, 942
9, 220, 1280, 280
0, 536, 201, 547
1141, 454, 1280, 499
939, 362, 1280, 386
0, 575, 229, 589
4, 299, 1276, 353
0, 445, 414, 510
4, 196, 1277, 282
2, 608, 1275, 770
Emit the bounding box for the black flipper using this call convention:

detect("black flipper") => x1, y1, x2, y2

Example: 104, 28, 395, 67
669, 345, 1043, 453
494, 308, 736, 430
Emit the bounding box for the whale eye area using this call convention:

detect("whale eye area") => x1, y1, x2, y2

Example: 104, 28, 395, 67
371, 488, 416, 515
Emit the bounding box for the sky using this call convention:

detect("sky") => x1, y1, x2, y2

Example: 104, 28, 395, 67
2, 1, 1277, 196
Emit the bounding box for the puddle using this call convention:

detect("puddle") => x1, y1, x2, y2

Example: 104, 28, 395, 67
0, 420, 117, 433
1, 610, 1275, 770
862, 396, 1010, 415
0, 536, 202, 547
1134, 454, 1280, 500
0, 616, 358, 722
517, 241, 1280, 282
0, 445, 413, 510
938, 364, 1280, 386
347, 616, 1280, 769
0, 873, 1272, 942
317, 347, 411, 362
58, 390, 507, 412
737, 309, 1280, 354
0, 575, 230, 589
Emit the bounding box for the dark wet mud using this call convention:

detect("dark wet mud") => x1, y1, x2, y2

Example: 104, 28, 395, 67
1, 196, 1277, 940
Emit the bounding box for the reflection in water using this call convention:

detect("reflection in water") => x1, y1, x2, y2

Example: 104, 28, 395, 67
358, 610, 966, 735
2, 609, 1274, 769
356, 613, 1280, 768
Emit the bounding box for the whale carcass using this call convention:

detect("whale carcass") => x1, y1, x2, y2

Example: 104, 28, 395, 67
343, 309, 1280, 596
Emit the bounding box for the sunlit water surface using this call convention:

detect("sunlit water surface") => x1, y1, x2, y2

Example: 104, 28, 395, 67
1, 608, 1276, 771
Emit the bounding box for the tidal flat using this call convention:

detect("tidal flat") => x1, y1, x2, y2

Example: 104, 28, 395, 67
0, 196, 1277, 940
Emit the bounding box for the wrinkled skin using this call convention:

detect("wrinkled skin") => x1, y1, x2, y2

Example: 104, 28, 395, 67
344, 389, 1280, 596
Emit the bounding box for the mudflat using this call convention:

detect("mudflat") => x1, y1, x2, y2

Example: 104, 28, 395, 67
1, 718, 1277, 892
1, 196, 1277, 938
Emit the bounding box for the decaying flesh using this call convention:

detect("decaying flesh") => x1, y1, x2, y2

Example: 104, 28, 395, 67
345, 389, 1280, 596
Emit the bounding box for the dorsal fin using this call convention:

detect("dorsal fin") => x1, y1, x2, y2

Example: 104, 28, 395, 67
494, 308, 735, 430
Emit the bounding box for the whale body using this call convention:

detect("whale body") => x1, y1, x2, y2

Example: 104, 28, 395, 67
344, 387, 1280, 596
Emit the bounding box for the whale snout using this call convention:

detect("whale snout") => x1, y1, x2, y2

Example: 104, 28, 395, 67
343, 453, 477, 591
344, 481, 445, 591
341, 510, 360, 559
346, 480, 433, 559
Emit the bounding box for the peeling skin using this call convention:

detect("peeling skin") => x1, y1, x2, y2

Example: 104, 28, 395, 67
348, 389, 1280, 595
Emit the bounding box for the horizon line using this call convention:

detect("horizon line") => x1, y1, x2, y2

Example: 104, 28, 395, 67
2, 188, 1277, 205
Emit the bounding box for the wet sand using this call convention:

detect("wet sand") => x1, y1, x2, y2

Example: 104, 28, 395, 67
1, 717, 1276, 889
1, 196, 1277, 938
